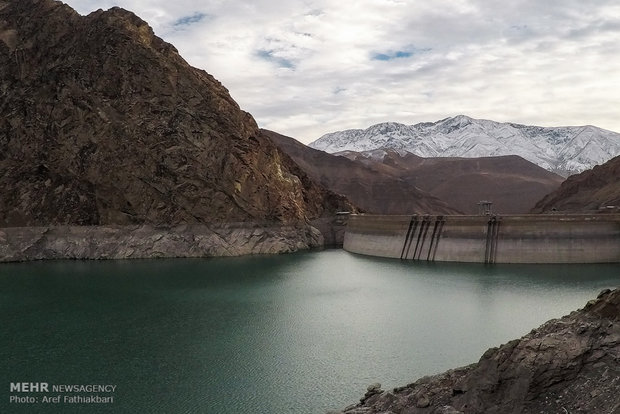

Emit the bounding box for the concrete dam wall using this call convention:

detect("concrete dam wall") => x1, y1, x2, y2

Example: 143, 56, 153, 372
343, 214, 620, 264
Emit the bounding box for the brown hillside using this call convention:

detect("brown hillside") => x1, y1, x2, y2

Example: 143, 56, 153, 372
339, 150, 564, 214
264, 131, 460, 215
532, 155, 620, 213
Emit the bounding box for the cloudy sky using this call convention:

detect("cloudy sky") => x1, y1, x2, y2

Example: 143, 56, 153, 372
63, 0, 620, 143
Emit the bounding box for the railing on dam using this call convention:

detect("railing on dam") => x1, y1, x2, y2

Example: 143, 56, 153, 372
343, 214, 620, 264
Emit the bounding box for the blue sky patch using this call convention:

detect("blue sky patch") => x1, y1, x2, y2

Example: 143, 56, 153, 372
371, 47, 430, 61
257, 49, 295, 69
173, 12, 209, 27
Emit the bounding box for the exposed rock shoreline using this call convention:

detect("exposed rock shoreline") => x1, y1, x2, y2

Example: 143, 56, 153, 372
334, 288, 620, 414
0, 223, 325, 262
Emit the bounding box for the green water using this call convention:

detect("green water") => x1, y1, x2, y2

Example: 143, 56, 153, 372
1, 250, 618, 413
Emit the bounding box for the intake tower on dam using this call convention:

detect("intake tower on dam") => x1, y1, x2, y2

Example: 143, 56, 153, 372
343, 214, 620, 264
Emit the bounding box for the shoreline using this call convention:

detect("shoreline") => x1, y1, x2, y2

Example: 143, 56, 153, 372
0, 222, 325, 263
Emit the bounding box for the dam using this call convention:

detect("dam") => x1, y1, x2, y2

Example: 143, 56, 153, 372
343, 214, 620, 264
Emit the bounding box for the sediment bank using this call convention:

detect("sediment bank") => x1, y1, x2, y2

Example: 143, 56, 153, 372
0, 223, 323, 262
344, 214, 620, 264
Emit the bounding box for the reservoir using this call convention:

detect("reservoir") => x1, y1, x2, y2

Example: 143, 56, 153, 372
1, 250, 618, 413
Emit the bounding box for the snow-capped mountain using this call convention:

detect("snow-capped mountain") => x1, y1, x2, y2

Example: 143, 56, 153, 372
309, 115, 620, 176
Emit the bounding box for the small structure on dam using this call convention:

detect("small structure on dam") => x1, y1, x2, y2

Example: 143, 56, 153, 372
477, 201, 493, 216
343, 214, 620, 264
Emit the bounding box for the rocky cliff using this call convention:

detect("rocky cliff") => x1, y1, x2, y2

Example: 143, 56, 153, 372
532, 155, 620, 213
0, 0, 349, 227
333, 288, 620, 414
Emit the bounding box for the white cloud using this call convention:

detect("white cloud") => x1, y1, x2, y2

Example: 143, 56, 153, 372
63, 0, 620, 142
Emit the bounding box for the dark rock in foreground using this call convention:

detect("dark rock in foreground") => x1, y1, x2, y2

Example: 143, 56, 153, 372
335, 288, 620, 414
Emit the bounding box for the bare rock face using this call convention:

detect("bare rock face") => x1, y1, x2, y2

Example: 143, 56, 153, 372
532, 155, 620, 213
0, 0, 349, 227
336, 288, 620, 414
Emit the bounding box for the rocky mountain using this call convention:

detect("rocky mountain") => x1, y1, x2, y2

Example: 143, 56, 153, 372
532, 155, 620, 213
310, 115, 620, 177
337, 149, 564, 214
0, 0, 350, 227
265, 130, 460, 215
334, 288, 620, 414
